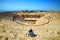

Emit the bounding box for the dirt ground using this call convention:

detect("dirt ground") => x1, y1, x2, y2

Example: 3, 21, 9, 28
0, 12, 60, 40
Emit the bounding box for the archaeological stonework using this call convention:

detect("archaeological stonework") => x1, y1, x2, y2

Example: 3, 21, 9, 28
12, 13, 49, 26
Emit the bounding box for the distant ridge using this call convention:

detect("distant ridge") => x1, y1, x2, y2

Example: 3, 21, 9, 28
0, 10, 60, 13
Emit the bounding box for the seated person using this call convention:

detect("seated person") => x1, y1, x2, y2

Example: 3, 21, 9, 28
27, 29, 37, 37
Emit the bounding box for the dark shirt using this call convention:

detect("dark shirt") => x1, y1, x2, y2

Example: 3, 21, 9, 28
28, 32, 37, 37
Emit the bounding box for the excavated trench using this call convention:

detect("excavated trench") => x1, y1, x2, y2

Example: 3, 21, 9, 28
15, 14, 50, 26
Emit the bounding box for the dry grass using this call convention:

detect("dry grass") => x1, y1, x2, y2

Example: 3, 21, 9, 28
0, 12, 60, 40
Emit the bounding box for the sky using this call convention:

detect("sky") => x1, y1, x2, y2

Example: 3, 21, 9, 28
0, 0, 60, 12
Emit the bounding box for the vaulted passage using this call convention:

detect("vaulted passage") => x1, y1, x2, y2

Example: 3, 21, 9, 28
25, 20, 37, 24
22, 15, 41, 18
